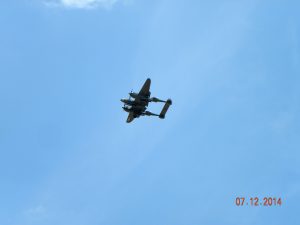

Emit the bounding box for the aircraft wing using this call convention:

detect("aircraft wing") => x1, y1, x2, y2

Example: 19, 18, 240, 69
126, 111, 135, 123
138, 78, 151, 97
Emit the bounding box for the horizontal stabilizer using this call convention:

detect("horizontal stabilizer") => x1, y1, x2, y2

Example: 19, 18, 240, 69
159, 99, 172, 119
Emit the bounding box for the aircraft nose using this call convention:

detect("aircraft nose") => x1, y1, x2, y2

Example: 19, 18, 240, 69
121, 99, 127, 104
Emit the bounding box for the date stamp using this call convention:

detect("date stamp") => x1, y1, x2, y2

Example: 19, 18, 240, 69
235, 197, 282, 206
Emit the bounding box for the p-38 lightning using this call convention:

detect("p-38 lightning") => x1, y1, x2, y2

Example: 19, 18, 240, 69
121, 78, 172, 123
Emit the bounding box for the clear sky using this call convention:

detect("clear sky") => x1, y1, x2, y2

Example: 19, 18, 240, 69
1, 0, 300, 224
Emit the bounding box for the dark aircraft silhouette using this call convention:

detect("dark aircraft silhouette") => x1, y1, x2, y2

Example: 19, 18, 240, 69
121, 78, 172, 123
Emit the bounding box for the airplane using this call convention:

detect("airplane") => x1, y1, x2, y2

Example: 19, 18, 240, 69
121, 78, 172, 123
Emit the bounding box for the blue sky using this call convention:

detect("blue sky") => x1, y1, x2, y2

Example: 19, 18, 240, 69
1, 0, 300, 224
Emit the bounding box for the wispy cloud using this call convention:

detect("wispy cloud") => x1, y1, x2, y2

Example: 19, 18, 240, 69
23, 205, 47, 221
44, 0, 120, 9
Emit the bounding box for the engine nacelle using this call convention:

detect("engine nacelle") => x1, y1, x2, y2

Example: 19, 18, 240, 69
130, 92, 151, 100
129, 92, 139, 98
121, 99, 135, 105
122, 106, 131, 112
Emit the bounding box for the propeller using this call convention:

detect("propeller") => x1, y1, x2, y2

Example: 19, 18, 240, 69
129, 89, 133, 101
